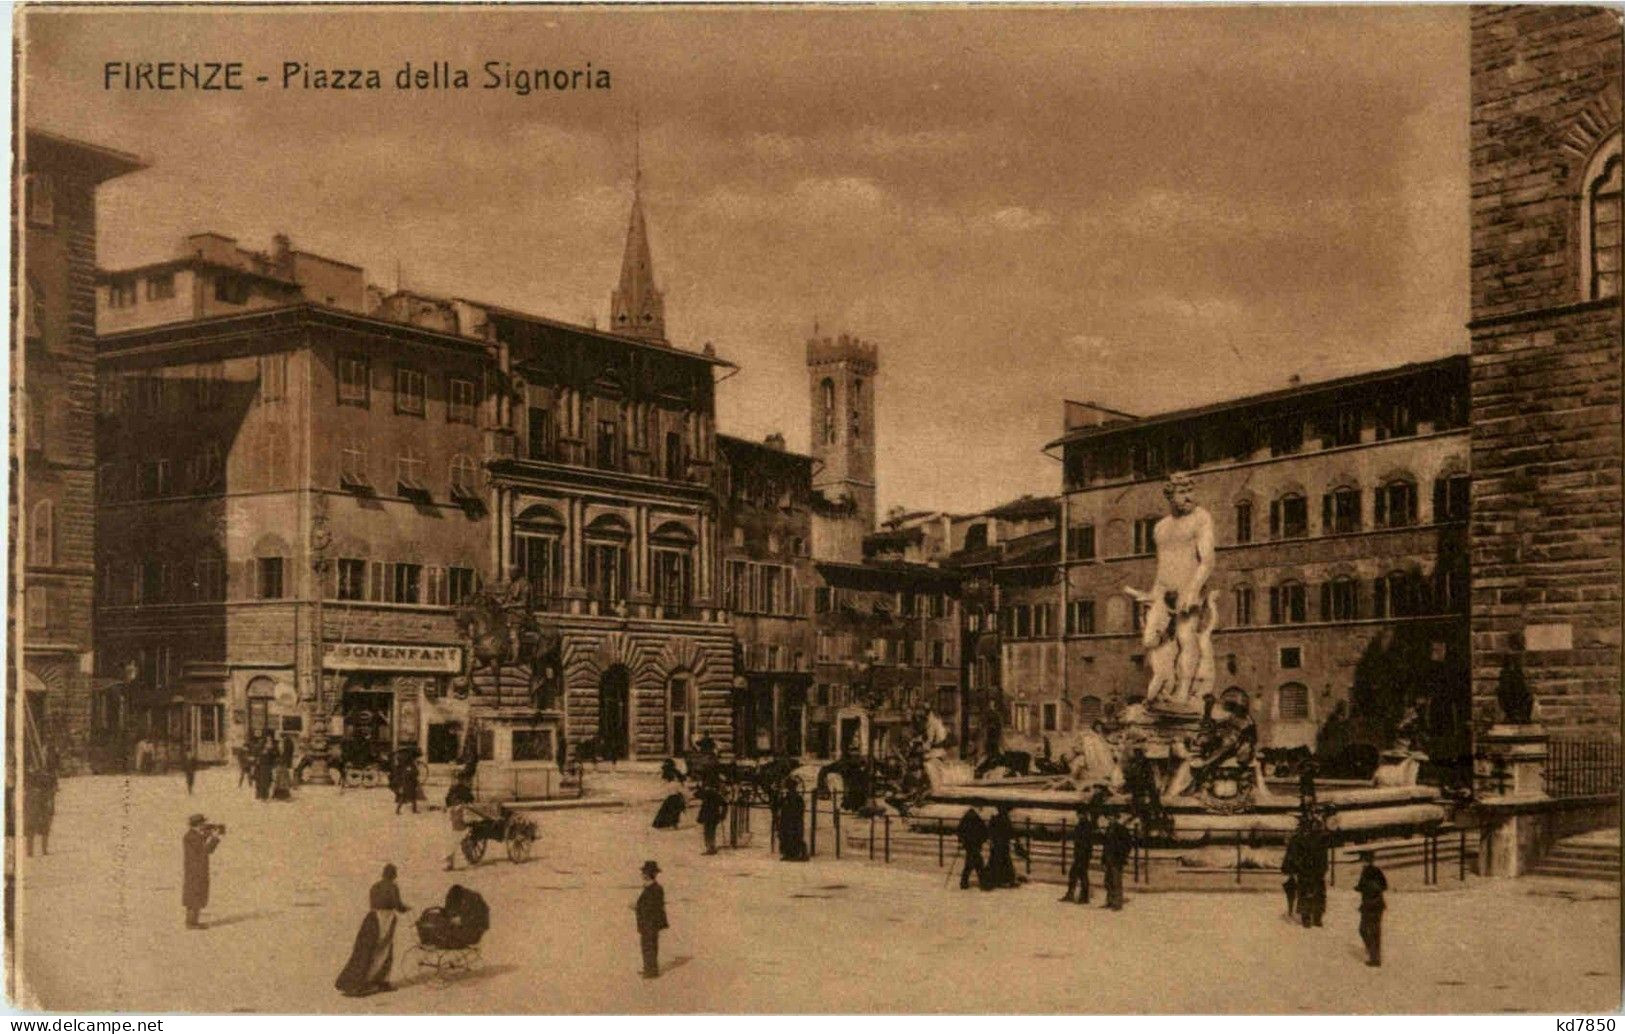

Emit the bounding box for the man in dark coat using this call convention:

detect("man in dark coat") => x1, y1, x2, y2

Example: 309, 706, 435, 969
1061, 800, 1098, 903
393, 756, 419, 815
182, 751, 197, 795
984, 804, 1021, 889
253, 738, 276, 801
1355, 850, 1388, 967
652, 790, 687, 829
954, 808, 988, 890
182, 813, 222, 928
1286, 816, 1328, 928
695, 780, 727, 855
1101, 815, 1133, 910
634, 860, 668, 978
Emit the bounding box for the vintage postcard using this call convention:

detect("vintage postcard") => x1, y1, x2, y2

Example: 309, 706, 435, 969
7, 2, 1621, 1016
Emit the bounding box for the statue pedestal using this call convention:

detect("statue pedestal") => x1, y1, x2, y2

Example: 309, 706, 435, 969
1474, 723, 1550, 878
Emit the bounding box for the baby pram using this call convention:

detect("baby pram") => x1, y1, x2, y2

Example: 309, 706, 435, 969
405, 884, 489, 976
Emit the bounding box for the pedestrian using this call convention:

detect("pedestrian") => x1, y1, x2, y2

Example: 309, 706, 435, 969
696, 779, 727, 855
1285, 814, 1327, 928
1101, 814, 1132, 910
393, 755, 419, 815
1355, 850, 1387, 967
777, 778, 808, 861
236, 745, 252, 789
634, 860, 668, 979
1061, 800, 1098, 903
182, 813, 222, 929
335, 863, 411, 997
22, 759, 57, 858
253, 738, 275, 802
182, 751, 197, 796
652, 788, 686, 829
444, 772, 476, 871
1282, 871, 1298, 920
985, 803, 1021, 889
954, 807, 989, 890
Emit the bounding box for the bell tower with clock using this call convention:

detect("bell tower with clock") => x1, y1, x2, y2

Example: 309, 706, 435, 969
807, 331, 878, 537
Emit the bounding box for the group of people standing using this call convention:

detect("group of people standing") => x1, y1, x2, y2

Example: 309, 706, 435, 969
238, 734, 294, 802
1282, 809, 1387, 967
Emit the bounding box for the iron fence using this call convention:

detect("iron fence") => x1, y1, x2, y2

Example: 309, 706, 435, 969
1546, 738, 1622, 799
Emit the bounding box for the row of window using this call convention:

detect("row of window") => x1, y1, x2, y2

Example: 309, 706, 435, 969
105, 272, 177, 308
341, 446, 483, 502
337, 356, 479, 423
811, 683, 958, 716
102, 356, 291, 417
812, 588, 955, 619
1062, 475, 1469, 560
510, 526, 697, 611
722, 561, 799, 616
727, 525, 808, 558
814, 634, 958, 667
98, 556, 479, 607
523, 401, 700, 481
739, 642, 807, 673
985, 567, 1464, 639
1063, 391, 1467, 490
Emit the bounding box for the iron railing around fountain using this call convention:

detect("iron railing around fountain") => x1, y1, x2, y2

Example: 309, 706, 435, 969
1546, 738, 1622, 799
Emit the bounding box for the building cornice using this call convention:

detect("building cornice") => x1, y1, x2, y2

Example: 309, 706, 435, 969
1466, 296, 1622, 331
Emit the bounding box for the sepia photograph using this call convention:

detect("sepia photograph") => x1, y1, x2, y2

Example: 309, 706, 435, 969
6, 2, 1622, 1017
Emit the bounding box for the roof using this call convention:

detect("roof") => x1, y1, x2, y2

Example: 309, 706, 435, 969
25, 129, 147, 182
815, 559, 962, 586
472, 298, 736, 369
97, 257, 300, 287
95, 302, 492, 355
716, 433, 813, 463
1045, 354, 1469, 449
979, 494, 1059, 521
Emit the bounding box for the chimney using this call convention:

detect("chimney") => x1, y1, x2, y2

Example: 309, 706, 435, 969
764, 433, 786, 451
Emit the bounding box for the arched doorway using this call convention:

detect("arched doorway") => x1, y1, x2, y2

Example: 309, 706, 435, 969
599, 665, 631, 760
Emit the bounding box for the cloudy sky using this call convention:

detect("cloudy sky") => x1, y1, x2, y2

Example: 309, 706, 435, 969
23, 6, 1468, 515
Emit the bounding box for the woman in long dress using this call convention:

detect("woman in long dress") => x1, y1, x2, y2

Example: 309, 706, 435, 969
777, 778, 808, 861
336, 864, 411, 997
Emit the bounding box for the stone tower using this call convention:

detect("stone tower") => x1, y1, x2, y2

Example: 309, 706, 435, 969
610, 163, 665, 343
807, 332, 878, 534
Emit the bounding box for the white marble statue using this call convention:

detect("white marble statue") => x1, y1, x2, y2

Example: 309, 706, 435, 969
1122, 472, 1218, 712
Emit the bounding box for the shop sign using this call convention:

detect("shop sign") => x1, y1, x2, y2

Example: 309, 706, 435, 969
323, 642, 463, 673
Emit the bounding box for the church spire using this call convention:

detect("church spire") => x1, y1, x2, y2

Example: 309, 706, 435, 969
611, 116, 666, 343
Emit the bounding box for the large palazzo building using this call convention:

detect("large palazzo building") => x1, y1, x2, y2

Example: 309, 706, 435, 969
14, 130, 146, 774
94, 176, 737, 777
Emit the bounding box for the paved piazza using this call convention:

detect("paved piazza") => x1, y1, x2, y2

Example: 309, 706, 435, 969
11, 769, 1620, 1014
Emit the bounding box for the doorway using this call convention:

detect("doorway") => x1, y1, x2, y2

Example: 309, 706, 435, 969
598, 665, 630, 760
668, 674, 691, 755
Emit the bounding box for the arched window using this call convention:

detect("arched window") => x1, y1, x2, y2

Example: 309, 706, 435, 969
1269, 579, 1306, 624
28, 500, 53, 565
1277, 682, 1310, 722
820, 378, 836, 445
850, 379, 863, 439
1270, 492, 1308, 539
1322, 575, 1359, 621
584, 514, 631, 607
1582, 132, 1622, 301
1375, 477, 1418, 529
1373, 569, 1420, 619
1234, 499, 1254, 544
1323, 485, 1361, 534
650, 522, 696, 616
514, 504, 565, 604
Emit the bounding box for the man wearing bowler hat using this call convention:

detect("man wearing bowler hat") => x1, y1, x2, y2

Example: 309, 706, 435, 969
182, 813, 222, 929
634, 860, 668, 978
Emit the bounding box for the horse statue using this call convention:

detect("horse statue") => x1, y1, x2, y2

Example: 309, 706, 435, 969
453, 584, 558, 708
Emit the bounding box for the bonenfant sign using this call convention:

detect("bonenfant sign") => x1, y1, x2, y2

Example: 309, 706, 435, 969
324, 642, 463, 673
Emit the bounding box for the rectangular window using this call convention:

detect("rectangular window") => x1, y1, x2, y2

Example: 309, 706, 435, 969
931, 641, 946, 666
512, 729, 554, 762
391, 563, 423, 605
340, 444, 370, 489
194, 559, 225, 601
337, 356, 369, 407
584, 544, 627, 603
1325, 579, 1359, 621
1133, 517, 1158, 555
25, 173, 54, 227
108, 280, 137, 309
1067, 525, 1096, 561
1233, 586, 1253, 626
394, 366, 426, 416
1272, 495, 1308, 539
596, 419, 619, 469
814, 586, 832, 614
25, 586, 48, 631
1235, 502, 1252, 544
1270, 417, 1304, 456
396, 453, 427, 494
214, 275, 250, 305
146, 274, 175, 301
1437, 475, 1470, 522
1042, 702, 1058, 733
448, 567, 478, 606
195, 362, 225, 410
1279, 646, 1302, 669
1067, 599, 1096, 635
447, 377, 477, 424
1327, 489, 1361, 534
1329, 407, 1361, 447
256, 557, 285, 600
336, 558, 367, 600
665, 431, 684, 480
258, 353, 288, 404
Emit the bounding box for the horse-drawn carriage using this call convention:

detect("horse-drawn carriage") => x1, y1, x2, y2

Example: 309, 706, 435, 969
454, 803, 537, 865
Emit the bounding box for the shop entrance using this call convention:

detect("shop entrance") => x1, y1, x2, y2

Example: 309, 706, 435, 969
598, 665, 630, 760
342, 679, 395, 768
